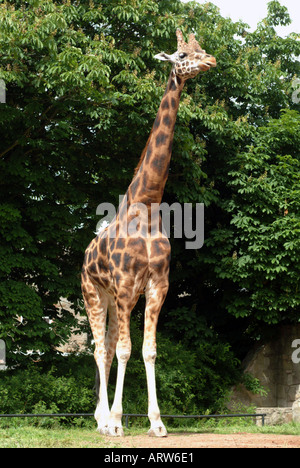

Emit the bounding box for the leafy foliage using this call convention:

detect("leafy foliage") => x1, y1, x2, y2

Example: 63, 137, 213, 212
0, 361, 95, 415
217, 110, 300, 324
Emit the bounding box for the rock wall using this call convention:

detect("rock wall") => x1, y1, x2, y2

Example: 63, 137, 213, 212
231, 325, 300, 420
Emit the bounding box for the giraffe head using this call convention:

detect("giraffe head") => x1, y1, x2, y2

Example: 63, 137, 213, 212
155, 29, 216, 80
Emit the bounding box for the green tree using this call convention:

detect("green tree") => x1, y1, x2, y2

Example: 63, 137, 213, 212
207, 110, 300, 325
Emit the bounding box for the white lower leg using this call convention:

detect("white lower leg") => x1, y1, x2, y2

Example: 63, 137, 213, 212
107, 346, 131, 436
143, 348, 167, 437
95, 359, 110, 433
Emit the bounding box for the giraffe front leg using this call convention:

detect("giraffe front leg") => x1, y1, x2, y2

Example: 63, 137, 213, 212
105, 302, 119, 384
106, 343, 131, 436
143, 346, 167, 437
143, 280, 168, 437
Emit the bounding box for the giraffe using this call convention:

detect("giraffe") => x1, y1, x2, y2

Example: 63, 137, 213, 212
81, 29, 216, 437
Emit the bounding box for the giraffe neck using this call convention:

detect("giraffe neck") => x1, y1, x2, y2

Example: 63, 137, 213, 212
127, 70, 185, 207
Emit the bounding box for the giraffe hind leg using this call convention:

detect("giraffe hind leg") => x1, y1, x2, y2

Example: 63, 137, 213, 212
105, 288, 140, 436
81, 273, 110, 433
143, 279, 169, 437
89, 296, 122, 436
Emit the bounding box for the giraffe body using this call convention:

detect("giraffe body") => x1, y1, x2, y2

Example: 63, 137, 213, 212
81, 30, 216, 437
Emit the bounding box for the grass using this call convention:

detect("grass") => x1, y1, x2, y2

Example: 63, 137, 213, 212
0, 420, 300, 448
0, 425, 123, 448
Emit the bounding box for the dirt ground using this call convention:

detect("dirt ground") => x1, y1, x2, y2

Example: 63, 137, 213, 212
115, 432, 300, 448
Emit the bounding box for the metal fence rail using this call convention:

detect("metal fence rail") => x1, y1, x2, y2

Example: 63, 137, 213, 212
0, 412, 266, 427
124, 413, 266, 427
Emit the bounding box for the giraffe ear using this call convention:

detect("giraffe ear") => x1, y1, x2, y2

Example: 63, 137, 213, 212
154, 52, 169, 61
154, 52, 177, 63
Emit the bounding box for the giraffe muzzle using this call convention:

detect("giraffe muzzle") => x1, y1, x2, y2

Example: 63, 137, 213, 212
203, 55, 217, 68
197, 53, 217, 71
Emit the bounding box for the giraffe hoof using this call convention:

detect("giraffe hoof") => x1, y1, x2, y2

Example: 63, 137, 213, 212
108, 426, 124, 437
97, 425, 110, 435
148, 426, 168, 438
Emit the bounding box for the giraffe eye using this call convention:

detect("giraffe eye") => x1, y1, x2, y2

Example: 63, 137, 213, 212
179, 53, 187, 59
